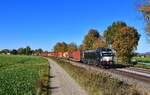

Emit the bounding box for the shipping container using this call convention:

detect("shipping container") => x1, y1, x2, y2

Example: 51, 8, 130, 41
69, 51, 81, 61
63, 52, 69, 58
58, 52, 63, 57
41, 53, 48, 57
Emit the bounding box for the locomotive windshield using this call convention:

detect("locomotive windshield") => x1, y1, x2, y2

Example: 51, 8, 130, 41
102, 53, 113, 56
101, 48, 112, 52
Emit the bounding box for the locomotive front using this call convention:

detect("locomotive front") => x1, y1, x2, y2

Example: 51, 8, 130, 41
99, 48, 114, 66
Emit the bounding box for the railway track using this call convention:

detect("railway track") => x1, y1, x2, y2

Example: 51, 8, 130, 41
123, 67, 150, 74
110, 68, 150, 83
62, 59, 150, 93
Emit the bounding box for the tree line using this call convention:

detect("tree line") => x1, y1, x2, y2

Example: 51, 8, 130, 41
53, 42, 78, 52
53, 21, 140, 64
0, 46, 45, 56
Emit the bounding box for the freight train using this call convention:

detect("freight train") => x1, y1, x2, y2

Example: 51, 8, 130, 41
43, 48, 115, 67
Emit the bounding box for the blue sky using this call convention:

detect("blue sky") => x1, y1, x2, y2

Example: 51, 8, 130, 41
0, 0, 149, 53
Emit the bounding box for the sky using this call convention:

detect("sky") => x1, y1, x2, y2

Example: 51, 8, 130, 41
0, 0, 150, 53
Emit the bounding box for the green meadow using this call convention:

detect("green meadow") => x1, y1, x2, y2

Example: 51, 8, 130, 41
0, 55, 49, 95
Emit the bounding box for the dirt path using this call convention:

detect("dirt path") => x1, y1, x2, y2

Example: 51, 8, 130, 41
48, 58, 88, 95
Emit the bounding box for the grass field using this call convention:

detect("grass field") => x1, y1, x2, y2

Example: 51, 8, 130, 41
0, 55, 49, 95
132, 57, 150, 69
133, 57, 150, 63
51, 57, 148, 95
134, 64, 150, 69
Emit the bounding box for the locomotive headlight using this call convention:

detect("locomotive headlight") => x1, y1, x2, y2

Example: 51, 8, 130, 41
102, 57, 112, 61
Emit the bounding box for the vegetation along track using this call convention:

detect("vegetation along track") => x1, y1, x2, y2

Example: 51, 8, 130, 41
62, 59, 150, 93
50, 57, 150, 95
110, 69, 150, 87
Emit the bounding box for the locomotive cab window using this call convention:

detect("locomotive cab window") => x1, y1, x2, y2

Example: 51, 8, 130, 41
102, 53, 112, 56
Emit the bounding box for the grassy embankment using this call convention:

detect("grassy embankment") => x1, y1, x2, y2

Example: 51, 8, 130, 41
51, 57, 149, 95
132, 57, 150, 69
0, 55, 49, 95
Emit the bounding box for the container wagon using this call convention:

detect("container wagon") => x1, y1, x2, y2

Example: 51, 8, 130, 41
69, 51, 81, 61
46, 48, 114, 67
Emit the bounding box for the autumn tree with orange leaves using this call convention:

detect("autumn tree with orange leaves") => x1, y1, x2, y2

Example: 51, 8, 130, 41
82, 29, 108, 50
53, 42, 78, 52
67, 43, 78, 52
112, 26, 140, 64
53, 42, 68, 52
93, 38, 108, 49
104, 21, 127, 46
140, 0, 150, 38
104, 21, 140, 64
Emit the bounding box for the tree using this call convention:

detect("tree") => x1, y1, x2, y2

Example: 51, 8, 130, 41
10, 49, 18, 55
17, 46, 33, 55
37, 48, 43, 55
93, 38, 108, 49
112, 26, 140, 64
33, 49, 38, 55
79, 45, 84, 51
34, 48, 43, 55
104, 21, 127, 46
25, 46, 31, 55
0, 49, 10, 54
139, 0, 150, 38
67, 43, 78, 52
82, 29, 107, 50
44, 50, 49, 53
53, 42, 68, 52
17, 48, 26, 55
